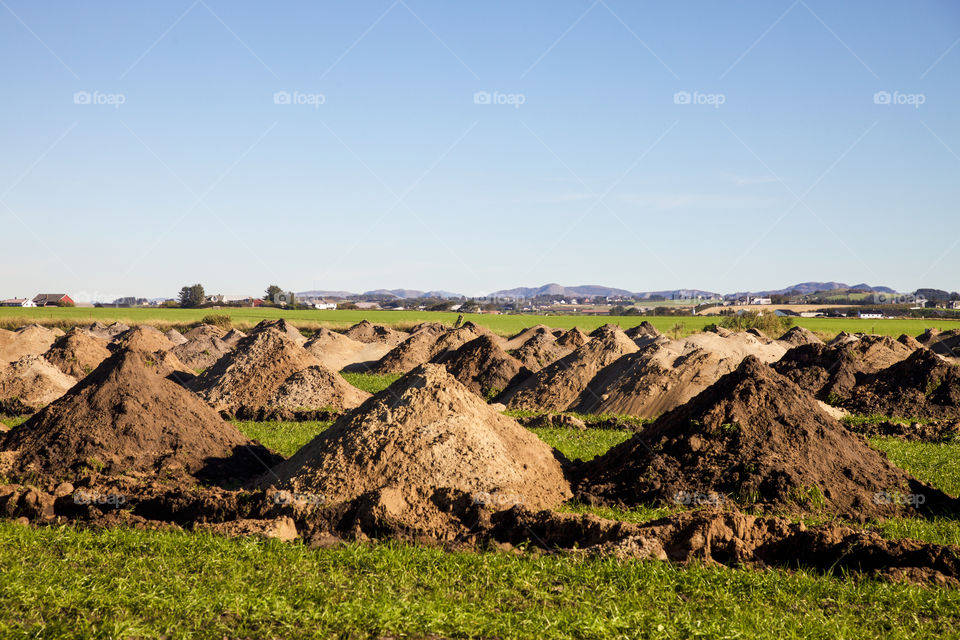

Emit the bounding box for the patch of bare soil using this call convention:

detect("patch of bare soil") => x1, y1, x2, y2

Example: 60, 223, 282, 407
499, 325, 640, 412
248, 319, 306, 346
441, 335, 529, 398
573, 356, 957, 519
0, 355, 77, 413
260, 363, 571, 537
110, 326, 174, 353
777, 326, 823, 347
625, 321, 662, 341
510, 331, 572, 373
844, 349, 960, 419
343, 320, 407, 346
221, 329, 246, 347
1, 349, 278, 482
164, 329, 188, 346
43, 328, 111, 379
0, 324, 62, 365
304, 328, 392, 372
270, 365, 370, 411
845, 418, 959, 442
171, 331, 232, 371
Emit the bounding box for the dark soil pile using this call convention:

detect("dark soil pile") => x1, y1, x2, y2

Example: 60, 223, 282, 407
574, 357, 954, 519
343, 320, 407, 346
440, 335, 529, 398
499, 325, 639, 412
920, 328, 960, 360
511, 331, 572, 373
261, 363, 571, 537
110, 326, 174, 353
898, 334, 924, 350
248, 319, 306, 346
777, 326, 822, 347
1, 349, 279, 482
625, 321, 662, 340
556, 327, 591, 349
171, 329, 232, 371
844, 349, 960, 419
270, 366, 371, 411
844, 418, 959, 442
0, 355, 77, 413
0, 324, 62, 365
43, 328, 111, 378
191, 328, 323, 415
221, 329, 247, 348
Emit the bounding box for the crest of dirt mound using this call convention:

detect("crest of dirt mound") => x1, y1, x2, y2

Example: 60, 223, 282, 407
305, 328, 392, 372
511, 331, 571, 373
625, 321, 662, 340
441, 335, 529, 398
191, 328, 324, 414
343, 320, 407, 346
777, 326, 823, 347
919, 328, 960, 361
221, 329, 247, 348
111, 326, 174, 353
2, 349, 279, 482
248, 319, 306, 346
0, 355, 77, 413
556, 327, 591, 349
43, 328, 111, 378
0, 324, 62, 365
503, 324, 559, 350
575, 357, 951, 519
845, 349, 960, 419
164, 329, 188, 346
262, 363, 571, 534
372, 323, 494, 374
172, 329, 232, 371
270, 365, 370, 411
499, 325, 639, 412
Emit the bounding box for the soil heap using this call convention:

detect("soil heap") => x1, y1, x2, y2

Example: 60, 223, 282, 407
262, 364, 571, 535
304, 328, 392, 372
503, 324, 559, 350
575, 357, 947, 519
2, 349, 278, 481
371, 323, 497, 374
164, 329, 188, 346
221, 329, 247, 348
0, 324, 62, 365
343, 320, 407, 346
191, 327, 324, 415
556, 327, 591, 349
777, 326, 823, 347
270, 366, 371, 411
0, 355, 78, 413
111, 326, 174, 353
441, 335, 529, 398
625, 321, 662, 341
920, 328, 960, 360
844, 349, 960, 419
499, 325, 640, 412
172, 327, 232, 371
248, 319, 306, 346
511, 331, 572, 373
42, 328, 111, 379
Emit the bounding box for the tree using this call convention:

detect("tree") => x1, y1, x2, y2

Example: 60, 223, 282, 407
178, 284, 206, 308
265, 285, 282, 303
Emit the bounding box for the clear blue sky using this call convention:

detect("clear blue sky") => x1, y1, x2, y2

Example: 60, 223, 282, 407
2, 0, 958, 300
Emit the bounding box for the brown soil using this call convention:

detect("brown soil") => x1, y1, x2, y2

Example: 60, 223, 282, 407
42, 328, 111, 379
503, 324, 561, 350
164, 329, 188, 346
511, 331, 572, 373
171, 331, 232, 371
191, 328, 324, 415
111, 326, 174, 353
0, 355, 78, 413
372, 323, 495, 374
0, 324, 62, 365
221, 329, 247, 348
777, 326, 823, 347
1, 349, 279, 482
184, 324, 228, 341
845, 418, 959, 442
920, 328, 960, 360
573, 356, 955, 519
248, 319, 306, 346
441, 335, 529, 398
270, 365, 371, 411
556, 327, 591, 349
499, 325, 640, 412
304, 328, 392, 372
844, 349, 960, 419
260, 363, 571, 536
625, 321, 662, 341
343, 320, 407, 346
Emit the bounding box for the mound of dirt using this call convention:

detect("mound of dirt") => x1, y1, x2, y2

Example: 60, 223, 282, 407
626, 321, 662, 340
261, 363, 571, 535
556, 327, 591, 349
898, 334, 924, 350
184, 324, 227, 340
191, 328, 324, 415
0, 355, 77, 413
171, 331, 232, 371
920, 328, 960, 360
0, 324, 62, 365
844, 349, 960, 419
2, 349, 279, 481
777, 326, 822, 347
270, 365, 370, 411
372, 323, 495, 374
441, 335, 529, 398
248, 319, 306, 346
221, 329, 247, 348
499, 325, 640, 412
42, 328, 111, 379
111, 326, 174, 353
503, 324, 559, 350
575, 357, 952, 519
773, 335, 915, 402
342, 320, 407, 346
83, 322, 129, 341
511, 331, 572, 373
304, 328, 392, 372
164, 329, 188, 346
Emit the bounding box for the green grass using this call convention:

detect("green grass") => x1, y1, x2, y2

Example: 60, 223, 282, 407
870, 437, 960, 497
2, 306, 957, 338
232, 420, 331, 458
530, 427, 633, 461
0, 416, 29, 429
2, 523, 960, 639
340, 372, 402, 394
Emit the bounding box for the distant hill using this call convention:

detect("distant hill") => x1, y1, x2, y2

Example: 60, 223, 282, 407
725, 282, 898, 299
362, 289, 464, 299
296, 290, 357, 299
487, 283, 635, 299
634, 289, 723, 300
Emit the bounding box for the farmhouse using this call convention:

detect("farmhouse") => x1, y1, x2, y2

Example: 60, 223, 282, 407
0, 298, 36, 307
32, 293, 74, 307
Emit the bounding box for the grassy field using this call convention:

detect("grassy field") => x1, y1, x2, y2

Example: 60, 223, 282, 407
2, 306, 958, 339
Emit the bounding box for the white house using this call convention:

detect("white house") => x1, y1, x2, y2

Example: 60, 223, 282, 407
751, 297, 772, 305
